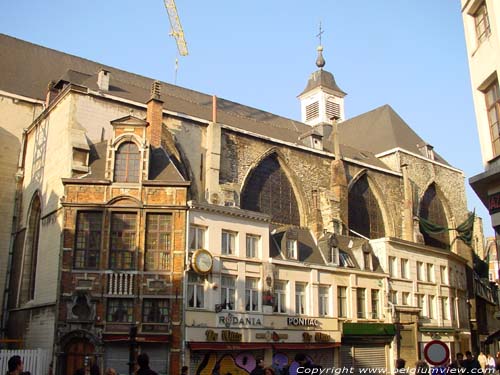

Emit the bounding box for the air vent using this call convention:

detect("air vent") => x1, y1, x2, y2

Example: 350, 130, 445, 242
305, 101, 319, 121
326, 100, 340, 120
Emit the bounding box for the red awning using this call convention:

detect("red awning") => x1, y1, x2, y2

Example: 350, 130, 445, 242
189, 342, 273, 351
272, 342, 340, 350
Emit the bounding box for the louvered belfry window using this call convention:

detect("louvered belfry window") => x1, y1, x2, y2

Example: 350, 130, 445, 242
419, 184, 449, 249
305, 101, 319, 121
348, 174, 385, 239
241, 154, 300, 226
326, 99, 340, 120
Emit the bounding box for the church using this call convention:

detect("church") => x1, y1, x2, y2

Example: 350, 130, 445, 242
0, 33, 489, 374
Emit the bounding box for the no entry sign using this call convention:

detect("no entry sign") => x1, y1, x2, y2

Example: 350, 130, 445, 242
424, 340, 450, 366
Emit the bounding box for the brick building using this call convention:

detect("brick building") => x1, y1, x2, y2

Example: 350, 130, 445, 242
0, 33, 483, 373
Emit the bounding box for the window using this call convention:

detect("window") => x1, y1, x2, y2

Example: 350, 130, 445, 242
221, 275, 236, 310
401, 259, 409, 279
19, 194, 41, 305
274, 281, 287, 313
402, 292, 410, 306
114, 142, 140, 183
74, 212, 102, 269
295, 283, 306, 315
427, 263, 435, 282
107, 299, 134, 323
110, 213, 137, 270
440, 266, 448, 285
485, 80, 500, 156
326, 99, 341, 120
417, 294, 426, 317
319, 286, 329, 317
389, 291, 398, 305
329, 245, 339, 264
306, 101, 319, 121
221, 230, 236, 255
371, 289, 379, 319
389, 256, 397, 277
245, 278, 259, 312
145, 214, 171, 271
187, 273, 205, 308
474, 2, 491, 45
428, 295, 435, 319
340, 251, 355, 267
286, 239, 297, 259
357, 288, 366, 318
363, 252, 371, 271
246, 235, 259, 258
338, 286, 347, 318
417, 262, 425, 281
143, 299, 169, 323
189, 225, 206, 251
441, 297, 450, 320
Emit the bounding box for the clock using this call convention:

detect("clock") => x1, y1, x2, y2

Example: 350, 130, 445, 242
191, 249, 213, 275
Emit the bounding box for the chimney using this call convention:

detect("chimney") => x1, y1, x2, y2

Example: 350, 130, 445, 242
97, 69, 110, 91
45, 81, 58, 107
331, 116, 341, 159
146, 81, 164, 147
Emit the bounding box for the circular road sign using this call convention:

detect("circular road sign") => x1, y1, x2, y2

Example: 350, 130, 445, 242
423, 340, 450, 366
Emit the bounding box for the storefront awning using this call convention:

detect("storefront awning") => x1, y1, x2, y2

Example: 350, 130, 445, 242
343, 323, 396, 336
419, 327, 456, 334
189, 342, 273, 351
485, 329, 500, 344
103, 334, 170, 343
273, 342, 340, 350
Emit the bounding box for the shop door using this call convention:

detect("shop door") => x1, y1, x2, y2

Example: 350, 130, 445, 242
341, 345, 386, 372
65, 338, 96, 375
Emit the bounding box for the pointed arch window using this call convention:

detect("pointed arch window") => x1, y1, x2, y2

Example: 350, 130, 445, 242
419, 184, 449, 249
241, 154, 300, 226
19, 194, 41, 305
348, 174, 385, 239
114, 142, 140, 183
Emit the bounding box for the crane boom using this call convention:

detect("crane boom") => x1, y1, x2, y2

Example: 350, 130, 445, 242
163, 0, 189, 56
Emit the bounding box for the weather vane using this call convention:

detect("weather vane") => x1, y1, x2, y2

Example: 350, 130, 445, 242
316, 21, 324, 46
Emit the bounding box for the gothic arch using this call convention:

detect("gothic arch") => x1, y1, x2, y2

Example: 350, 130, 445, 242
348, 170, 390, 239
19, 191, 42, 305
240, 149, 307, 226
418, 181, 452, 249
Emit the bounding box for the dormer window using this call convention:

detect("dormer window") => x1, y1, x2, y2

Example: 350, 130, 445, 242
114, 142, 140, 183
286, 239, 297, 260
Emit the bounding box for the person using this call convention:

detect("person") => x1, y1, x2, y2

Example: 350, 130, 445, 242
463, 351, 481, 375
448, 353, 464, 373
137, 353, 158, 375
479, 353, 487, 372
181, 366, 189, 375
396, 359, 407, 373
90, 364, 100, 375
264, 368, 276, 375
495, 352, 500, 374
415, 360, 430, 375
487, 354, 496, 374
105, 369, 117, 375
7, 356, 23, 375
250, 358, 265, 375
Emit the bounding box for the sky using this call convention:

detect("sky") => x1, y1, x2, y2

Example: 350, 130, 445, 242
0, 1, 492, 236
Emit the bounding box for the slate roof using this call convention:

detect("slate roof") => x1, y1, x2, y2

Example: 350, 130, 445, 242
339, 104, 450, 165
299, 69, 347, 96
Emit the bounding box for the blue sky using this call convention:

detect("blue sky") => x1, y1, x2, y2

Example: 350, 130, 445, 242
1, 1, 491, 236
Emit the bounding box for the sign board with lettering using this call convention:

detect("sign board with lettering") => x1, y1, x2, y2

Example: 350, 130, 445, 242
489, 192, 500, 214
216, 313, 263, 328
287, 317, 320, 327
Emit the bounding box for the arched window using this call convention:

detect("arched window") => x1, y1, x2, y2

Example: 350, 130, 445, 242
241, 154, 300, 226
419, 184, 449, 249
348, 174, 385, 239
19, 194, 41, 305
114, 142, 140, 183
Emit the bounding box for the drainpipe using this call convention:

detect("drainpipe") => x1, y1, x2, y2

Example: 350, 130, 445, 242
181, 205, 190, 368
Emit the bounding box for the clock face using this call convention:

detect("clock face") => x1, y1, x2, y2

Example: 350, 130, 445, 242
193, 249, 213, 274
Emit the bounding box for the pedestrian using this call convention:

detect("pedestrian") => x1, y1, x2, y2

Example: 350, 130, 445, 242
416, 360, 430, 375
448, 353, 464, 373
105, 369, 117, 375
479, 352, 487, 372
137, 353, 158, 375
250, 358, 265, 375
90, 364, 100, 375
487, 354, 496, 374
7, 356, 23, 375
264, 368, 276, 375
463, 351, 481, 375
181, 366, 189, 375
396, 359, 407, 373
495, 352, 500, 374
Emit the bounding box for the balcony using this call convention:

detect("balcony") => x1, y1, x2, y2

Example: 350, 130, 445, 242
107, 272, 135, 295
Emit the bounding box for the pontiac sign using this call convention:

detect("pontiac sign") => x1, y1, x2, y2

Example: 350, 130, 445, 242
287, 317, 320, 327
216, 313, 263, 328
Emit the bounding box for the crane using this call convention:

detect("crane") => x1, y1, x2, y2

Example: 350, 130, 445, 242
163, 0, 189, 56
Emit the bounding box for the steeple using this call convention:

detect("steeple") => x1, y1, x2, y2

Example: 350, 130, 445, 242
298, 25, 347, 126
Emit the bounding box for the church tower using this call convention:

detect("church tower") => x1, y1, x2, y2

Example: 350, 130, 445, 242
298, 38, 347, 126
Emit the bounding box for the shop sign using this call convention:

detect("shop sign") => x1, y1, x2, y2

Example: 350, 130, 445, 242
217, 313, 263, 328
256, 331, 289, 341
287, 317, 320, 327
315, 332, 331, 342
303, 332, 312, 342
205, 329, 218, 342
489, 192, 500, 214
221, 330, 242, 342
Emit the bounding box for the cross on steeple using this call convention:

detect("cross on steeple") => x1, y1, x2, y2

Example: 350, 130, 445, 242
316, 21, 324, 46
